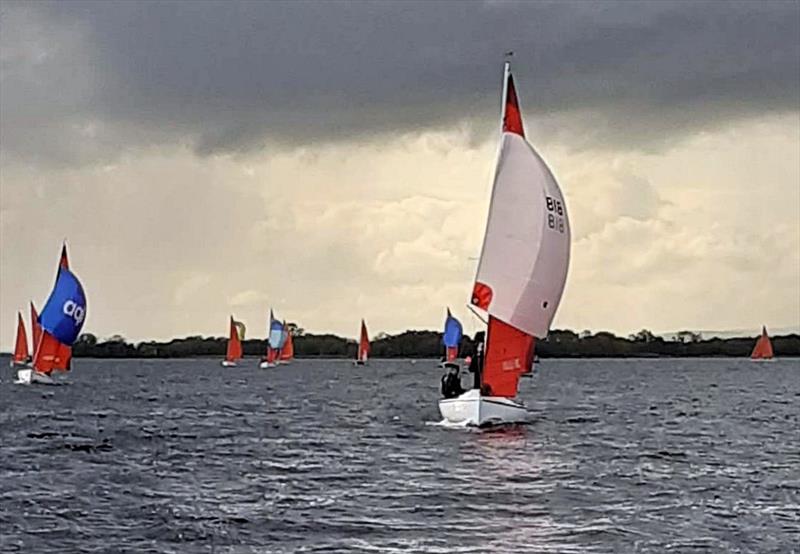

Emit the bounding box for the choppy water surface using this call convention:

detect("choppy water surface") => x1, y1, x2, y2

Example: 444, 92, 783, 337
1, 358, 798, 553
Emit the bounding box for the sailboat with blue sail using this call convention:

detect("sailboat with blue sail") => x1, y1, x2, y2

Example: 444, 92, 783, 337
17, 243, 87, 385
439, 308, 463, 369
260, 310, 284, 368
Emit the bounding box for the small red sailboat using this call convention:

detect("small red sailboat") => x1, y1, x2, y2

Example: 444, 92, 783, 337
221, 316, 245, 367
31, 244, 73, 376
354, 319, 370, 366
10, 312, 31, 368
18, 242, 87, 385
750, 326, 774, 361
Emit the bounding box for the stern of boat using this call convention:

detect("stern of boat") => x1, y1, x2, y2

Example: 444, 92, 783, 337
16, 368, 33, 385
438, 389, 531, 426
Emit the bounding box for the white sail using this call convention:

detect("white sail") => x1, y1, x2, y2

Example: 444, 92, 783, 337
472, 132, 571, 338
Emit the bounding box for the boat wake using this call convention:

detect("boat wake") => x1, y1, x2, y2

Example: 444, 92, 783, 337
425, 418, 473, 429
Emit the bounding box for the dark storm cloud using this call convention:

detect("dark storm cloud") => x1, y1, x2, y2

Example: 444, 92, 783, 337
2, 0, 798, 162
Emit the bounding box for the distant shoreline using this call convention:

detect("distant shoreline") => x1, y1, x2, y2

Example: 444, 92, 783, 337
4, 329, 799, 359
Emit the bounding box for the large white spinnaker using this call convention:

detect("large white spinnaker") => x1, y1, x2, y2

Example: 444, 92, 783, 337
471, 131, 571, 338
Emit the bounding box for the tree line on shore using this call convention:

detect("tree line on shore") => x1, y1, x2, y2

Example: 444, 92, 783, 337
69, 328, 800, 358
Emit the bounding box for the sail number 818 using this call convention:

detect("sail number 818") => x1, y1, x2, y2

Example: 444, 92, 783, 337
545, 196, 565, 233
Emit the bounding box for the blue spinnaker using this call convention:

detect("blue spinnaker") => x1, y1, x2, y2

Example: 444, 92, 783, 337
443, 310, 463, 348
38, 267, 87, 345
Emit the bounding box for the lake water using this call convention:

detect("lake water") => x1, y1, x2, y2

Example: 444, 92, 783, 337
1, 358, 798, 553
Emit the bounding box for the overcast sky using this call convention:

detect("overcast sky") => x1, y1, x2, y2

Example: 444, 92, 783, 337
1, 0, 799, 348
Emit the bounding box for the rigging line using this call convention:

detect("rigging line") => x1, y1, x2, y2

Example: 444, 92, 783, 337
466, 303, 488, 326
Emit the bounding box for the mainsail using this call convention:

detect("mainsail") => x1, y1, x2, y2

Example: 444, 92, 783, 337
470, 62, 571, 397
442, 308, 463, 362
357, 319, 370, 362
13, 312, 30, 364
750, 326, 774, 360
279, 327, 295, 361
225, 316, 244, 362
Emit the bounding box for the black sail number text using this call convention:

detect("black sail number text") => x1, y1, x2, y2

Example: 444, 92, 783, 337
545, 196, 565, 233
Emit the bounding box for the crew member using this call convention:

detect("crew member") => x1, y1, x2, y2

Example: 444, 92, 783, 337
440, 365, 464, 399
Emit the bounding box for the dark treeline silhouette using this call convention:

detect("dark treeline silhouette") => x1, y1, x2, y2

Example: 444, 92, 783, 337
69, 329, 800, 359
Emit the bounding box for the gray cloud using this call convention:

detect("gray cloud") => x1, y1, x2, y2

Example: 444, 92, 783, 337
2, 0, 798, 164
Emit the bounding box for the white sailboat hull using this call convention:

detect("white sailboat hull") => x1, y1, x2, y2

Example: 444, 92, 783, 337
15, 368, 58, 386
259, 361, 277, 369
438, 389, 531, 427
220, 360, 237, 367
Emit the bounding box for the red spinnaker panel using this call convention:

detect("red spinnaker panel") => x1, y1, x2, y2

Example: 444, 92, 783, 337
471, 282, 493, 311
33, 331, 72, 374
482, 316, 535, 397
751, 326, 774, 359
279, 333, 294, 361
226, 317, 242, 361
13, 312, 30, 363
60, 244, 70, 270
446, 346, 458, 362
503, 74, 525, 137
266, 347, 278, 363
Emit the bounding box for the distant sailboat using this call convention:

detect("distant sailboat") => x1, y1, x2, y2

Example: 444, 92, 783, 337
440, 308, 463, 369
438, 60, 570, 426
278, 325, 295, 364
221, 316, 245, 367
17, 243, 87, 385
750, 326, 774, 361
354, 319, 370, 366
33, 243, 74, 374
10, 312, 31, 368
259, 310, 283, 368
